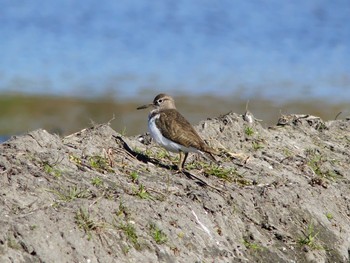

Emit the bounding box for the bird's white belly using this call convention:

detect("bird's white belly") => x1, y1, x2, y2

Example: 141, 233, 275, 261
148, 115, 199, 153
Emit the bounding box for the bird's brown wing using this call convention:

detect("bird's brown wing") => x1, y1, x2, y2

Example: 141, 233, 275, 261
155, 109, 215, 154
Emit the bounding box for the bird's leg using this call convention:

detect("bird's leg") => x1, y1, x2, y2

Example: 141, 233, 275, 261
178, 151, 189, 172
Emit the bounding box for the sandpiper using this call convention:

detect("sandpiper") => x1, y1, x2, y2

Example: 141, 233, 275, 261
137, 93, 218, 171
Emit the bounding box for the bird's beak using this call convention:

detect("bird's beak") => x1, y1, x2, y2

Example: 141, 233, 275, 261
136, 103, 153, 110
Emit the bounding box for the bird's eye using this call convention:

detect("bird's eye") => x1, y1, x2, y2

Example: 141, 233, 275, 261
157, 99, 163, 103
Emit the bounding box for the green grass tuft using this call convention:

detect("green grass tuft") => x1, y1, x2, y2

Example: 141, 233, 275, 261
118, 222, 141, 250
149, 223, 168, 244
75, 208, 102, 241
298, 222, 323, 250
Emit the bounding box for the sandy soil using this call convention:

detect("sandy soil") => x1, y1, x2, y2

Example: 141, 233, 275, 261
0, 111, 349, 262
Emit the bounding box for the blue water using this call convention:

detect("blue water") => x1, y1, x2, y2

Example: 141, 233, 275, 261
0, 136, 10, 143
1, 0, 350, 101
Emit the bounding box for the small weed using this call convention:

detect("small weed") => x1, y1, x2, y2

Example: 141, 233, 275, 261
283, 148, 293, 157
43, 162, 62, 178
315, 122, 327, 131
243, 239, 262, 251
185, 162, 198, 171
149, 223, 168, 244
130, 171, 139, 182
156, 149, 169, 159
298, 222, 323, 250
177, 232, 184, 239
29, 225, 38, 230
306, 149, 339, 182
7, 237, 20, 250
89, 156, 113, 173
252, 141, 264, 151
307, 154, 323, 176
135, 184, 153, 200
75, 208, 101, 241
205, 165, 235, 181
144, 148, 153, 157
119, 222, 141, 250
189, 162, 252, 185
143, 148, 169, 161
323, 170, 338, 181
69, 155, 82, 165
133, 147, 142, 155
121, 244, 130, 255
48, 186, 91, 203
115, 201, 128, 217
325, 212, 334, 220
120, 127, 127, 136
244, 126, 254, 136
91, 176, 103, 187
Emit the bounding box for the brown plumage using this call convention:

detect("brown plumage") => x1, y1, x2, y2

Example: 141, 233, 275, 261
154, 109, 217, 158
137, 93, 218, 171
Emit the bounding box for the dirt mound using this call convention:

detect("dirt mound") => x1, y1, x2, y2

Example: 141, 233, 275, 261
0, 112, 349, 262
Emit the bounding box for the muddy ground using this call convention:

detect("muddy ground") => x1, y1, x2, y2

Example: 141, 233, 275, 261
0, 111, 349, 263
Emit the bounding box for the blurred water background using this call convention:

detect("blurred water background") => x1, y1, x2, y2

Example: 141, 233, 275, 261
1, 1, 349, 141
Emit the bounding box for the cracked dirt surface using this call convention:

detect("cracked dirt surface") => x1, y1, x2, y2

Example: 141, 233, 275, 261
0, 112, 349, 263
